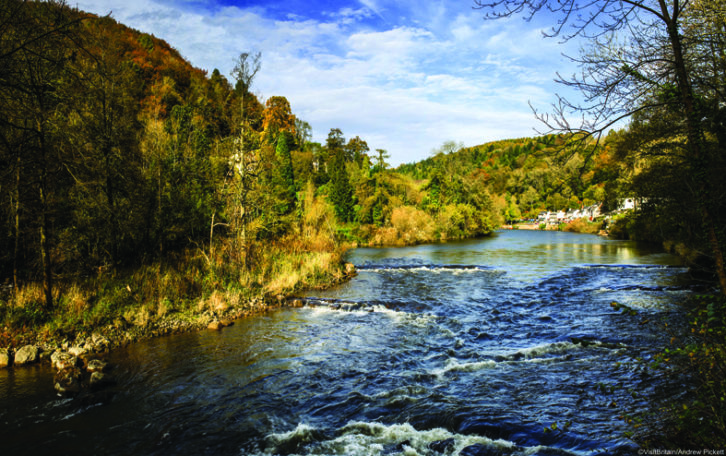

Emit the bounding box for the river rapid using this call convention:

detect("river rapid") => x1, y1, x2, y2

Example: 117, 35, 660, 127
0, 230, 696, 455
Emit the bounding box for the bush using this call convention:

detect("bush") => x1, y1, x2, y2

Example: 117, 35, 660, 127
390, 206, 435, 244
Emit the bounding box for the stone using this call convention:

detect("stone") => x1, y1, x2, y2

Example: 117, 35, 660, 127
429, 439, 456, 453
89, 372, 115, 389
290, 299, 304, 308
86, 359, 109, 373
91, 333, 110, 352
54, 367, 83, 395
459, 444, 499, 456
50, 351, 79, 371
68, 345, 88, 357
14, 345, 39, 365
345, 262, 357, 275
207, 320, 223, 330
0, 348, 11, 368
219, 319, 234, 327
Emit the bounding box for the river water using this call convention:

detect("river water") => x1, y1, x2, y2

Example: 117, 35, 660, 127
0, 230, 696, 455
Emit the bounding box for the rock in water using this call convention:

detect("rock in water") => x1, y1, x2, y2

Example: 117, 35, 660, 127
14, 345, 39, 365
0, 348, 11, 368
86, 359, 109, 373
89, 372, 115, 389
208, 320, 223, 330
50, 351, 79, 371
54, 367, 83, 395
68, 345, 88, 358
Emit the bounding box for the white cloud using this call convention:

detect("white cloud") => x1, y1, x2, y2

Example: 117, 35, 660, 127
74, 0, 584, 165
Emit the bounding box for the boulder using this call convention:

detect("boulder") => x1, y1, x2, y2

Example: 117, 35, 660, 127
429, 439, 455, 453
0, 348, 11, 368
219, 319, 234, 328
90, 333, 110, 352
89, 372, 115, 389
86, 359, 109, 373
54, 367, 83, 395
207, 320, 223, 330
68, 345, 88, 357
50, 351, 80, 371
345, 262, 357, 275
14, 345, 39, 365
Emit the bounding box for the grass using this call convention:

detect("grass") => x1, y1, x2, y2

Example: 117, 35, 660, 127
0, 236, 348, 349
0, 189, 350, 349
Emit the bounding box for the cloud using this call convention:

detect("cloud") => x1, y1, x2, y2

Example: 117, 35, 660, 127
73, 0, 582, 165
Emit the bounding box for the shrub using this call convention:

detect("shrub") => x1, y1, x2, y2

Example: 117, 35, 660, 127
390, 206, 435, 244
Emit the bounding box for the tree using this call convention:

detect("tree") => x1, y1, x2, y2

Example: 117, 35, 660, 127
273, 130, 296, 213
294, 118, 312, 148
261, 95, 296, 145
345, 136, 369, 165
326, 129, 355, 221
475, 0, 726, 293
66, 15, 143, 268
227, 51, 262, 268
374, 148, 391, 173
0, 0, 82, 309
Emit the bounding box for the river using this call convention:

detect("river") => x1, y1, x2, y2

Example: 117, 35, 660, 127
0, 230, 695, 455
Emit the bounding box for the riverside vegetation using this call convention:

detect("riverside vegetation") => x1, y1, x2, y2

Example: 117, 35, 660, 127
2, 0, 726, 449
0, 1, 501, 352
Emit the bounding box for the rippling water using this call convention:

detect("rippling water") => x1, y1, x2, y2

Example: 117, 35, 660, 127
0, 231, 696, 455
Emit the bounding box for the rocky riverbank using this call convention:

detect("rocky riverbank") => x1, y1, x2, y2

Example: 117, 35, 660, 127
0, 262, 357, 395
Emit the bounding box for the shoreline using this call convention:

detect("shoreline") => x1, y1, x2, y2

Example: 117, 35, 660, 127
0, 261, 358, 393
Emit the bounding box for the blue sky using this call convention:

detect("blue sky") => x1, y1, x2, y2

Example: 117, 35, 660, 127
75, 0, 584, 165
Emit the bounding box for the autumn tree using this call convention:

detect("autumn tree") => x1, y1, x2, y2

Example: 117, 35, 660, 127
65, 15, 144, 268
262, 95, 296, 145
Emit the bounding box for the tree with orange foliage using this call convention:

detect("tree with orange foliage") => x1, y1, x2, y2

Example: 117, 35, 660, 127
261, 96, 296, 145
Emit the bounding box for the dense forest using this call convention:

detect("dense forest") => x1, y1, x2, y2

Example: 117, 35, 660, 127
397, 135, 620, 223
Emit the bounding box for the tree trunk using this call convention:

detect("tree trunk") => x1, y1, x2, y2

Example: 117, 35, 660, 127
13, 153, 21, 298
662, 2, 726, 294
39, 178, 53, 310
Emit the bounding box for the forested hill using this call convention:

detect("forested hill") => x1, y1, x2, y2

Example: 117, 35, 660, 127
0, 0, 499, 324
397, 135, 621, 222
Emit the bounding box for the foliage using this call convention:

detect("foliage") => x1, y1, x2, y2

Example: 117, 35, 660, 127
632, 295, 726, 449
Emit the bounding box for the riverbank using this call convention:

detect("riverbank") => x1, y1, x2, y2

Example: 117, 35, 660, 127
0, 239, 356, 372
502, 217, 606, 235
